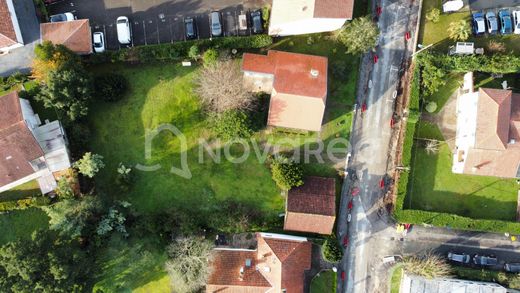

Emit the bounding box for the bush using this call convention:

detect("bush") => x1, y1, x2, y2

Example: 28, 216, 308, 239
73, 152, 105, 178
262, 5, 270, 30
116, 163, 134, 191
202, 48, 219, 66
426, 8, 440, 23
322, 237, 343, 263
188, 44, 200, 60
425, 101, 437, 113
212, 110, 253, 140
55, 176, 75, 198
269, 155, 304, 191
94, 73, 129, 102
0, 196, 50, 212
403, 253, 451, 278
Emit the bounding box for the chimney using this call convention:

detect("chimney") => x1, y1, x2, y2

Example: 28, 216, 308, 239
310, 69, 319, 78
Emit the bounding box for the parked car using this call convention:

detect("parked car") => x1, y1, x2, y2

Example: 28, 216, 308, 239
116, 16, 132, 45
210, 11, 222, 37
486, 11, 498, 34
250, 10, 263, 34
448, 252, 471, 264
499, 9, 513, 34
512, 10, 520, 34
472, 12, 486, 35
473, 254, 498, 266
505, 263, 520, 273
92, 32, 105, 53
184, 17, 197, 40
49, 12, 74, 22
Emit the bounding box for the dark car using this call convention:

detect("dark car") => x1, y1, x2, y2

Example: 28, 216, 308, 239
472, 12, 485, 35
486, 11, 498, 34
505, 263, 520, 273
184, 17, 198, 40
448, 252, 471, 264
250, 10, 263, 34
473, 254, 498, 266
210, 11, 222, 37
499, 9, 513, 34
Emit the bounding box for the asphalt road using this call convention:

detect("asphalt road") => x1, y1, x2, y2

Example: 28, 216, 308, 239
337, 0, 420, 291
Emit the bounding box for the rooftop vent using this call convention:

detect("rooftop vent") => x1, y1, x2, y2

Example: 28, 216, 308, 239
5, 156, 12, 160
510, 139, 516, 145
263, 266, 271, 273
310, 69, 319, 78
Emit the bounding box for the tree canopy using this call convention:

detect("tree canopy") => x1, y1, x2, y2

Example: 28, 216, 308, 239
336, 16, 380, 54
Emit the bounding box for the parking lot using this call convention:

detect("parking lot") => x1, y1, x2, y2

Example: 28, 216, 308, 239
469, 0, 520, 10
47, 0, 269, 50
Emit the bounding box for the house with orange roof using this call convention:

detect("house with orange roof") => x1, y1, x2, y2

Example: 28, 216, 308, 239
268, 0, 354, 36
40, 19, 92, 55
242, 50, 328, 132
207, 232, 312, 293
284, 176, 336, 235
0, 91, 71, 194
0, 0, 25, 52
453, 72, 520, 178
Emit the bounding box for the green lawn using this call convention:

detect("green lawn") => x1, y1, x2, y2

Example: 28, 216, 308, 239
419, 0, 520, 53
310, 270, 337, 293
424, 73, 463, 112
390, 264, 403, 293
406, 132, 518, 221
0, 208, 49, 245
0, 180, 41, 202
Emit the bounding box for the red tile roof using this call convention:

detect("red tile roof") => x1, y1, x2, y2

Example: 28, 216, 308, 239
242, 50, 328, 99
41, 19, 92, 54
284, 177, 336, 234
0, 92, 44, 187
463, 89, 520, 178
0, 0, 19, 48
313, 0, 354, 19
207, 233, 312, 293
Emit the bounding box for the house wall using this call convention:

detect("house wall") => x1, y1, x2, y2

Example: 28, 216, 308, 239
5, 0, 23, 44
269, 18, 347, 36
268, 93, 325, 131
20, 98, 41, 129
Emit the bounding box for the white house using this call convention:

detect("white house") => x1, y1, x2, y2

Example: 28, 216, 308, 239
0, 91, 71, 194
268, 0, 354, 36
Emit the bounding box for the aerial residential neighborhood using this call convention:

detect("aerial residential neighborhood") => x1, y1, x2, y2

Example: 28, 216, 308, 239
2, 0, 520, 292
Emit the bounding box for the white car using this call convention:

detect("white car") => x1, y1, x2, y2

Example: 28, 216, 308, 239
116, 16, 132, 45
92, 32, 105, 53
513, 10, 520, 34
50, 12, 75, 22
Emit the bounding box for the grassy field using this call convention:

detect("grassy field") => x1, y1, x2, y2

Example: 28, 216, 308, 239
424, 73, 463, 112
310, 270, 337, 293
419, 0, 520, 53
406, 122, 518, 221
389, 264, 403, 293
0, 208, 49, 245
0, 180, 41, 202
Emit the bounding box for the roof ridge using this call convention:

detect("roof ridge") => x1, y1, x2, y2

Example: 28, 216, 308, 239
62, 20, 86, 46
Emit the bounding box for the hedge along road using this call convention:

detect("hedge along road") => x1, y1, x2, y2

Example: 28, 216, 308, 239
46, 0, 268, 50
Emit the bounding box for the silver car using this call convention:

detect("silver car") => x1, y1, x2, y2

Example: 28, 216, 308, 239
486, 11, 498, 34
448, 252, 470, 264
210, 11, 222, 37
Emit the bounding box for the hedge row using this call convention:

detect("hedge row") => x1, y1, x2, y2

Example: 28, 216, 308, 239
0, 196, 50, 212
85, 35, 273, 64
417, 52, 520, 74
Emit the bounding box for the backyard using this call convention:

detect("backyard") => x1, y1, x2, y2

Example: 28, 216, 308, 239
310, 270, 337, 293
86, 34, 359, 290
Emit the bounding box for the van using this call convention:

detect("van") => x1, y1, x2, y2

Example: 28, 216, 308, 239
210, 11, 222, 37
116, 16, 132, 45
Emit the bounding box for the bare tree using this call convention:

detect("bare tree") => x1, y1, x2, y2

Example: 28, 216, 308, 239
165, 237, 214, 293
195, 60, 254, 113
402, 252, 452, 279
424, 140, 440, 155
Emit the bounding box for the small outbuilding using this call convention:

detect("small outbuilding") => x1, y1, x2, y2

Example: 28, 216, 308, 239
40, 19, 92, 54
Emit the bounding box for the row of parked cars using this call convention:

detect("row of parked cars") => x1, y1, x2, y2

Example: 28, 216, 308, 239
472, 9, 520, 35
448, 252, 520, 272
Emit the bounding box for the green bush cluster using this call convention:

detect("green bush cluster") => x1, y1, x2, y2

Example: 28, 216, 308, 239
0, 196, 50, 212
212, 110, 253, 140
0, 72, 29, 92
94, 73, 129, 102
85, 35, 273, 64
322, 237, 343, 263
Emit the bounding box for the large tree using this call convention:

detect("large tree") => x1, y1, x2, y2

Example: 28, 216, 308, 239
337, 16, 380, 54
270, 155, 304, 191
0, 230, 91, 292
448, 20, 471, 41
165, 237, 214, 293
194, 60, 254, 113
73, 152, 105, 178
42, 197, 100, 238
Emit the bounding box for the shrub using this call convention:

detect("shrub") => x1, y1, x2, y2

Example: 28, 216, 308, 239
212, 110, 253, 140
0, 196, 50, 212
426, 8, 440, 23
55, 176, 75, 198
73, 152, 105, 178
322, 237, 343, 263
116, 163, 134, 191
337, 16, 380, 54
202, 48, 219, 66
94, 73, 129, 102
403, 253, 452, 278
269, 155, 304, 190
262, 5, 270, 30
425, 101, 437, 113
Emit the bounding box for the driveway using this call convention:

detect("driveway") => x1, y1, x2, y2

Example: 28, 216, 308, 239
0, 0, 40, 76
469, 0, 520, 10
47, 0, 268, 50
